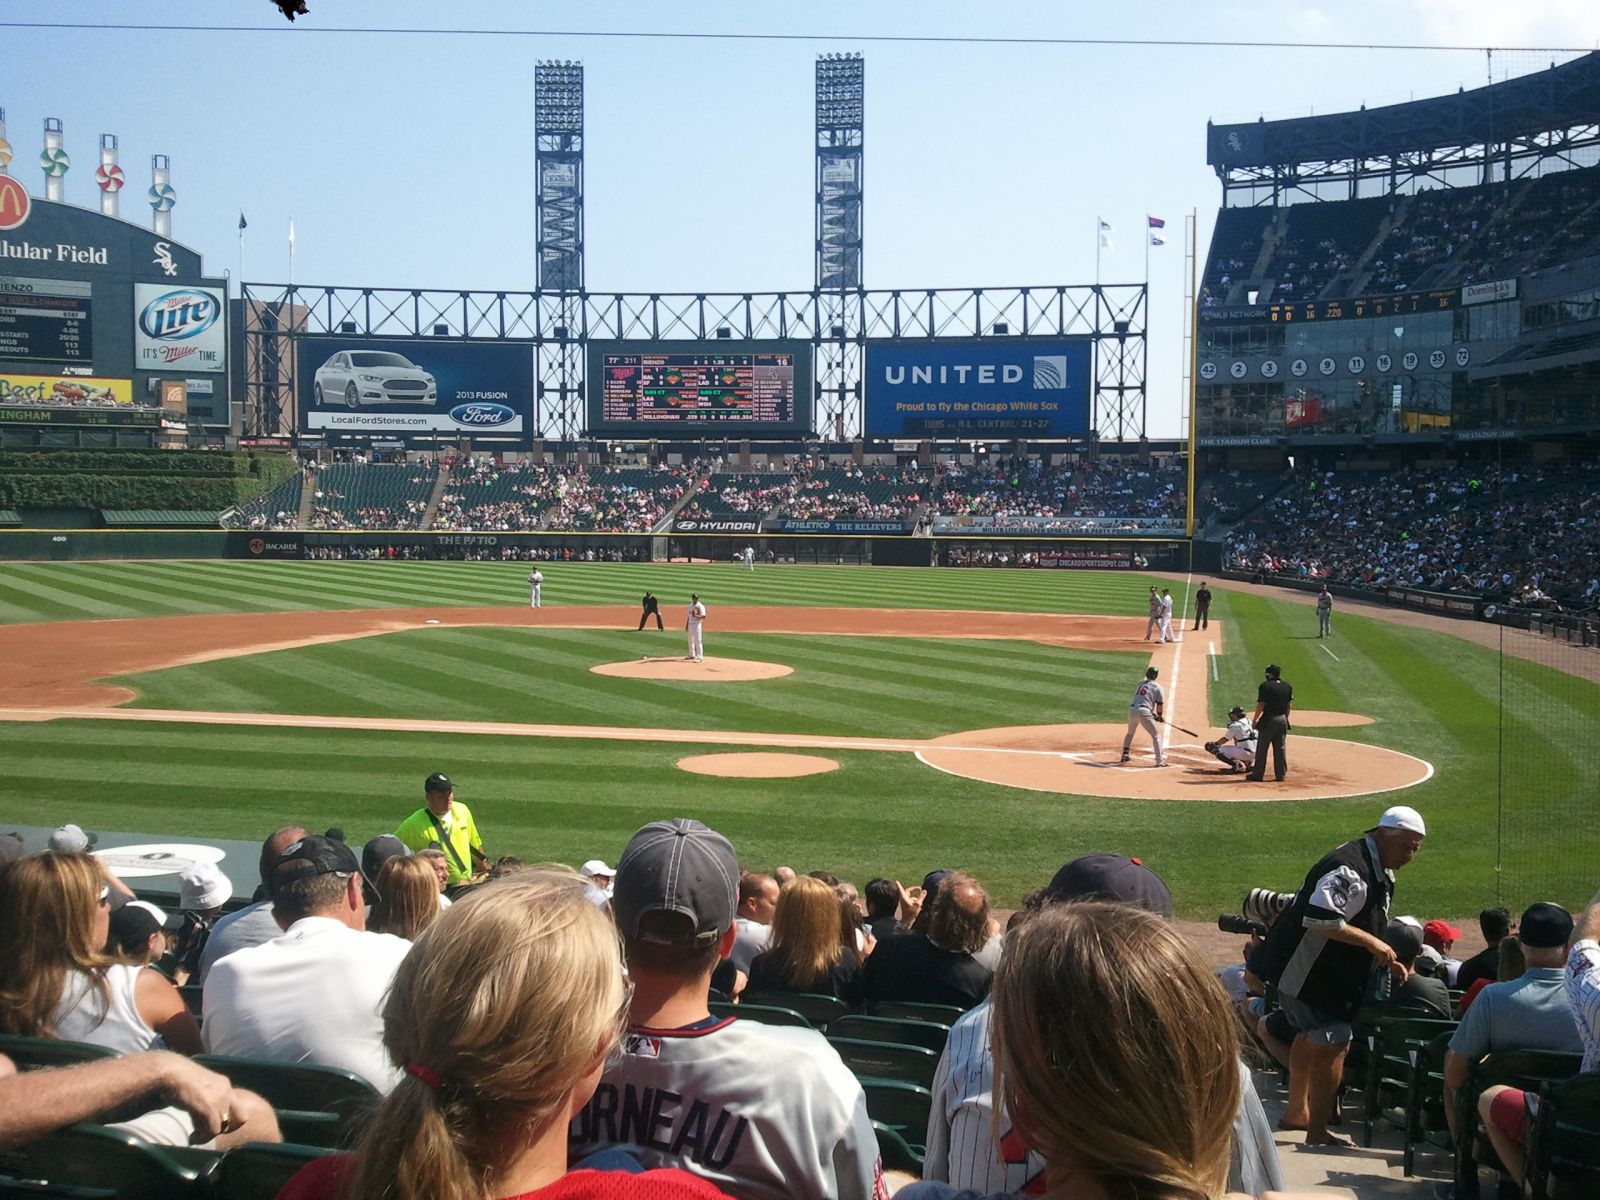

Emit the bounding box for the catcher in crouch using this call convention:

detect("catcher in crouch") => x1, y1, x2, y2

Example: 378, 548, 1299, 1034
1206, 705, 1258, 773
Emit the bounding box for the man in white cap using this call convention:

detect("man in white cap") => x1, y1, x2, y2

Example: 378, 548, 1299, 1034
579, 859, 614, 897
172, 862, 233, 984
1252, 805, 1426, 1147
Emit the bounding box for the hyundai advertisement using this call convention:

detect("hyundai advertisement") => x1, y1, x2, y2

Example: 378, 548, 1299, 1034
134, 283, 226, 373
864, 338, 1092, 438
296, 337, 534, 437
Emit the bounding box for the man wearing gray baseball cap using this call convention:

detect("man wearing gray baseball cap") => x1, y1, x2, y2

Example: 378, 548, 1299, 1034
571, 818, 883, 1200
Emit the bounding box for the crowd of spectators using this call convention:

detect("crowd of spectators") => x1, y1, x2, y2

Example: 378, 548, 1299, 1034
433, 460, 695, 533
682, 457, 929, 523
1224, 460, 1600, 607
935, 456, 1184, 524
1367, 188, 1499, 293
6, 795, 1600, 1198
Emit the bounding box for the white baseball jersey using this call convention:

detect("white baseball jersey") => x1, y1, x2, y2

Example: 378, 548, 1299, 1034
1130, 679, 1164, 712
569, 1017, 886, 1200
529, 570, 544, 585
688, 601, 707, 625
1224, 716, 1257, 748
1160, 594, 1173, 618
923, 1000, 1283, 1197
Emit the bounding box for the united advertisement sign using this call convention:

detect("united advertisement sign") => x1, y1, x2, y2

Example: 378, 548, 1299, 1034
864, 338, 1091, 438
297, 337, 535, 437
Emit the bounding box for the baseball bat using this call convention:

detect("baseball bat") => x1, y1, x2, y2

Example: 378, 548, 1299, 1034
1158, 717, 1201, 737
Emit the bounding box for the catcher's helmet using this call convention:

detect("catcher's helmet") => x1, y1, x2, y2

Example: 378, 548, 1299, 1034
1229, 705, 1246, 719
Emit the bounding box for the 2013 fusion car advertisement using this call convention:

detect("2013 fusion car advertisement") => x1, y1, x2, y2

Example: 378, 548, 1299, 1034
297, 337, 535, 435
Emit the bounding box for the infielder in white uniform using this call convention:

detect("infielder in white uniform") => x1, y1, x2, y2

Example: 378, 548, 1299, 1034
742, 545, 756, 571
1143, 586, 1161, 640
1158, 587, 1175, 643
570, 818, 885, 1200
686, 593, 707, 662
1120, 666, 1166, 767
1317, 584, 1333, 637
1206, 705, 1258, 773
527, 568, 544, 608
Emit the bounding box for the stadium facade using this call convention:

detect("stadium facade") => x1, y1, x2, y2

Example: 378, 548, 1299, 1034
1195, 52, 1600, 458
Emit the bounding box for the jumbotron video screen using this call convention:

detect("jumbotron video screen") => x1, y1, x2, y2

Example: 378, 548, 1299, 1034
586, 340, 812, 437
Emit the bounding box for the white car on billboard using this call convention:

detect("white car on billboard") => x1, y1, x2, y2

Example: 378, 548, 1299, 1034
313, 350, 437, 408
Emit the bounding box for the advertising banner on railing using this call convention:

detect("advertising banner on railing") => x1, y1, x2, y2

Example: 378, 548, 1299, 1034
297, 336, 534, 438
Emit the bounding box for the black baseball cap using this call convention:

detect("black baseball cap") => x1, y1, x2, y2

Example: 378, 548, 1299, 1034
1519, 902, 1574, 949
362, 834, 412, 885
424, 773, 453, 795
273, 834, 361, 888
1045, 853, 1173, 919
1145, 667, 1159, 679
1264, 664, 1281, 677
612, 819, 738, 947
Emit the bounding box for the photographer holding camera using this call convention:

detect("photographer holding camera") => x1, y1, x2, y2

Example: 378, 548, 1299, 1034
1252, 806, 1427, 1147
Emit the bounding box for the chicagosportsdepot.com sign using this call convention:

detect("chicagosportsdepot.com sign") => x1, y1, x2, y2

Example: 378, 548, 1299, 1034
297, 336, 535, 436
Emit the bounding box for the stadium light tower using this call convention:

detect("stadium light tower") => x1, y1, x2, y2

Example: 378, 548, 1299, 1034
815, 53, 863, 291
536, 60, 584, 438
535, 60, 584, 293
816, 53, 863, 439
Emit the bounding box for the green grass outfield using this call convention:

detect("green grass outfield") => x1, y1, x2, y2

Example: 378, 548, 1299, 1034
2, 560, 1595, 919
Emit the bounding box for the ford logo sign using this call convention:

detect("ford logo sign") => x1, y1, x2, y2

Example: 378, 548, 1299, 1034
449, 402, 516, 427
138, 289, 219, 341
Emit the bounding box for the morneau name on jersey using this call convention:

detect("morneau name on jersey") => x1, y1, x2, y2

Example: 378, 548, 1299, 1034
575, 1082, 750, 1169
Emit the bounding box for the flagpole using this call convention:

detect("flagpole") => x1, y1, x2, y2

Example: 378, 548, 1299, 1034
1095, 215, 1102, 286
288, 217, 295, 288
1144, 216, 1150, 285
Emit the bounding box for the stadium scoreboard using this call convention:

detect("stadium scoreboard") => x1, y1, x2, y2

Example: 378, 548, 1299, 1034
586, 340, 812, 437
0, 275, 93, 366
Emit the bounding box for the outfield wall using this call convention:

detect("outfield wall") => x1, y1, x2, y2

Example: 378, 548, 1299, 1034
0, 528, 1196, 569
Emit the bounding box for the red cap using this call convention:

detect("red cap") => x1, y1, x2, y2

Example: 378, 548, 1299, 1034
1423, 919, 1462, 948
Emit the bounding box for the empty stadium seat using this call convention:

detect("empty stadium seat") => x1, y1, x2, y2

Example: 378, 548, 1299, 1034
0, 1122, 212, 1200
213, 1142, 332, 1200
826, 1037, 939, 1090
828, 1014, 949, 1054
707, 1001, 813, 1030
739, 991, 847, 1030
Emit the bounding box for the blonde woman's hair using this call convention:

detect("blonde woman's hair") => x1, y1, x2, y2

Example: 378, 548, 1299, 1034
991, 902, 1240, 1200
764, 875, 846, 989
369, 856, 441, 941
0, 852, 113, 1037
347, 870, 627, 1200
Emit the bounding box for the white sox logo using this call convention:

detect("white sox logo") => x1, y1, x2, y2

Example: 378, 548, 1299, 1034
152, 241, 177, 277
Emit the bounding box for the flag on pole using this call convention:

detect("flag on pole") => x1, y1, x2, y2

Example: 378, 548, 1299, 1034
1149, 233, 1166, 246
288, 218, 295, 246
1147, 215, 1166, 229
238, 212, 247, 231
1098, 218, 1113, 250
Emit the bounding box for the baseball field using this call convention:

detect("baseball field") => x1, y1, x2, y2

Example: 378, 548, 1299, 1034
1, 559, 1594, 920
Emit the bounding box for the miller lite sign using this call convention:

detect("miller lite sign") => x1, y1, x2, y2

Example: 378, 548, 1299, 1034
133, 283, 225, 373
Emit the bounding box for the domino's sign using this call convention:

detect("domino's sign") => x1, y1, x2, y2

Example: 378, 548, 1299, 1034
134, 283, 226, 373
864, 338, 1091, 438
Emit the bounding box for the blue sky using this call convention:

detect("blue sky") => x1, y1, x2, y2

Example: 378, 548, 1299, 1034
3, 1, 1597, 435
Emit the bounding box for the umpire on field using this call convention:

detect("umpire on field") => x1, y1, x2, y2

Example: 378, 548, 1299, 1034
1246, 664, 1293, 782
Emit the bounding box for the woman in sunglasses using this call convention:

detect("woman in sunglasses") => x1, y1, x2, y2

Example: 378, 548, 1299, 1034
0, 850, 201, 1056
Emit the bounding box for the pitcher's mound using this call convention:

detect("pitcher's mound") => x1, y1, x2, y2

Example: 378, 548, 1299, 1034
678, 752, 839, 779
591, 657, 792, 682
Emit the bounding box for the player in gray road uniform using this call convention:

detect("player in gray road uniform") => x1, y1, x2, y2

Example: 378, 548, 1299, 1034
1143, 587, 1162, 640
1316, 585, 1333, 637
1120, 666, 1167, 767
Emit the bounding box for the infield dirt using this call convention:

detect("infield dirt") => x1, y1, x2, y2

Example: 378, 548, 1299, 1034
0, 606, 1426, 802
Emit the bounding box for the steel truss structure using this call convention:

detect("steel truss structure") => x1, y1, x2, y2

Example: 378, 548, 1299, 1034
241, 281, 1147, 442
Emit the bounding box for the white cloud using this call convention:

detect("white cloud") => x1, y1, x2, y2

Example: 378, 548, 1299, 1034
1288, 7, 1335, 38
1413, 0, 1600, 49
